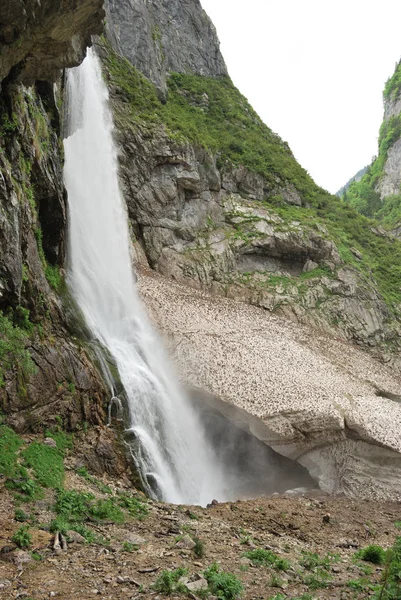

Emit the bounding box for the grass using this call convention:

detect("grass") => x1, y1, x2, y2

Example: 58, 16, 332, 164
152, 568, 188, 595
203, 563, 243, 600
243, 548, 290, 571
0, 311, 37, 387
22, 442, 65, 489
0, 424, 23, 477
356, 544, 386, 565
376, 536, 401, 599
101, 38, 401, 316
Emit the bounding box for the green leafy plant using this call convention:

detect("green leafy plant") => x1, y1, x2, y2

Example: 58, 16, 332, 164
12, 525, 32, 548
357, 544, 386, 565
117, 493, 148, 520
244, 548, 290, 571
152, 568, 188, 595
203, 563, 243, 600
193, 536, 205, 558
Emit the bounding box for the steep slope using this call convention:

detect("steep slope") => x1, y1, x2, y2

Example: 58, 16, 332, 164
105, 0, 227, 96
97, 25, 401, 367
0, 0, 108, 431
345, 59, 401, 229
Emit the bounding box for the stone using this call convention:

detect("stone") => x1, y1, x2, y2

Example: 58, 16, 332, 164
176, 535, 196, 550
44, 437, 57, 448
186, 578, 208, 592
66, 531, 86, 544
303, 259, 319, 273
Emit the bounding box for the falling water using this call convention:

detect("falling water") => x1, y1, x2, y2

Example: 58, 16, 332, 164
63, 49, 227, 505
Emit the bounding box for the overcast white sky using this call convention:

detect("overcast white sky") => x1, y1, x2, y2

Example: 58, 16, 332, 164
200, 0, 401, 193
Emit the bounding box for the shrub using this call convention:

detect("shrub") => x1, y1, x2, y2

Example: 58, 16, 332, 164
203, 563, 243, 600
243, 548, 290, 571
193, 536, 205, 558
357, 544, 386, 565
12, 525, 32, 548
152, 568, 188, 595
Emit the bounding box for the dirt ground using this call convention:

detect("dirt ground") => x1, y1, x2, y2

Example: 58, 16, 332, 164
0, 463, 400, 600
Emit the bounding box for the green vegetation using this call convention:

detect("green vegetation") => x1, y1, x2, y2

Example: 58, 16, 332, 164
203, 563, 243, 600
0, 424, 23, 476
34, 226, 62, 291
193, 536, 205, 558
0, 311, 37, 387
22, 442, 65, 489
384, 59, 401, 101
357, 544, 386, 565
12, 524, 32, 548
117, 492, 148, 520
376, 536, 401, 599
243, 548, 290, 571
152, 568, 188, 595
102, 39, 401, 314
343, 61, 401, 233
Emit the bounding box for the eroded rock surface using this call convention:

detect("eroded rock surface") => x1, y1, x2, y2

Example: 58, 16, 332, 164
108, 109, 401, 363
139, 269, 401, 501
0, 3, 107, 427
0, 0, 104, 85
105, 0, 227, 95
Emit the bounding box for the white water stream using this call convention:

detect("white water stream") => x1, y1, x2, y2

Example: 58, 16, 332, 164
63, 49, 227, 505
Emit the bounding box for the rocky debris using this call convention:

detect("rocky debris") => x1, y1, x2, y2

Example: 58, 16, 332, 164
139, 270, 401, 501
176, 534, 196, 550
0, 481, 399, 600
66, 531, 86, 544
104, 0, 227, 96
53, 532, 68, 554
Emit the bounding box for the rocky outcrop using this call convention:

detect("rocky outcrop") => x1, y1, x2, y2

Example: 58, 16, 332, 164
104, 0, 227, 95
139, 269, 401, 501
105, 96, 401, 362
0, 3, 107, 428
377, 137, 401, 199
0, 0, 104, 85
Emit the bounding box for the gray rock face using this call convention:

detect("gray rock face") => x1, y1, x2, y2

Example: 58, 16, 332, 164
0, 0, 104, 84
0, 10, 108, 429
106, 89, 401, 363
105, 0, 227, 94
377, 137, 401, 199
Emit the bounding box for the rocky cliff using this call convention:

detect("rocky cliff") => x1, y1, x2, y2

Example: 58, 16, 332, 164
345, 59, 401, 230
1, 0, 401, 504
0, 0, 107, 431
98, 36, 401, 368
105, 0, 227, 96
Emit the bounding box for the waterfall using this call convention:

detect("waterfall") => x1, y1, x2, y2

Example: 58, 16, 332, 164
63, 48, 227, 505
